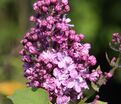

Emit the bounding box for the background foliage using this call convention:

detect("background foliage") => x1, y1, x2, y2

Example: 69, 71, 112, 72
0, 0, 121, 104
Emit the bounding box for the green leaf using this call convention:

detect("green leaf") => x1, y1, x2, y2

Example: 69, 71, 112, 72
8, 88, 49, 104
91, 82, 100, 92
78, 97, 88, 104
96, 65, 101, 71
49, 102, 52, 104
97, 100, 107, 104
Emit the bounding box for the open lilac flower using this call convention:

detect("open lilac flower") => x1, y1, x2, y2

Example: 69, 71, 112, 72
20, 0, 103, 104
56, 95, 70, 104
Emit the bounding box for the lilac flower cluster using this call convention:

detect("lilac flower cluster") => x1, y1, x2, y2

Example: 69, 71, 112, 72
20, 0, 103, 104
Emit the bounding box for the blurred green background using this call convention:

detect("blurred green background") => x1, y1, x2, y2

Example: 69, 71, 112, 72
0, 0, 121, 104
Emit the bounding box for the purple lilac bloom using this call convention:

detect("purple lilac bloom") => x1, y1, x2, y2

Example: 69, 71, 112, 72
20, 0, 102, 104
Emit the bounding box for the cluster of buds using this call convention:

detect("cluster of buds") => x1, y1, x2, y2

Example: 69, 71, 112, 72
20, 0, 114, 104
111, 33, 121, 51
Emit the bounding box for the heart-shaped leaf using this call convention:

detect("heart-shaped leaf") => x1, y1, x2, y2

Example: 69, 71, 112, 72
8, 88, 49, 104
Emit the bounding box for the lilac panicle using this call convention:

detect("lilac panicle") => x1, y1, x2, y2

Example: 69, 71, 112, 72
20, 0, 103, 104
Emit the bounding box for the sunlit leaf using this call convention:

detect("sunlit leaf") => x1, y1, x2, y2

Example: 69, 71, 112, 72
91, 82, 99, 92
96, 65, 101, 70
49, 102, 52, 104
78, 97, 88, 104
8, 88, 49, 104
96, 100, 107, 104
